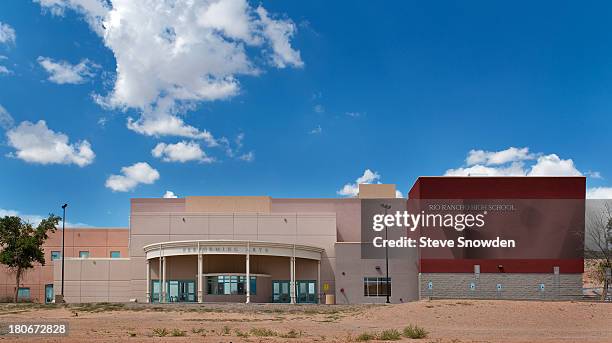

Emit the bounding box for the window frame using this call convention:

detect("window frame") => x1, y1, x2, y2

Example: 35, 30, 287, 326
17, 287, 31, 301
363, 277, 391, 297
50, 251, 61, 261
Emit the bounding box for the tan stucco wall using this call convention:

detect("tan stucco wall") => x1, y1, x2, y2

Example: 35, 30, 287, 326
335, 242, 419, 304
129, 212, 336, 302
53, 258, 132, 303
184, 196, 271, 213
358, 184, 396, 199
0, 228, 128, 303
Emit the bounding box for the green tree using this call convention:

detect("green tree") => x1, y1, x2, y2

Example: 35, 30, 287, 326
0, 215, 60, 302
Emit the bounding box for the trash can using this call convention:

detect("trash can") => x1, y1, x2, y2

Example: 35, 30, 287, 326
325, 294, 335, 305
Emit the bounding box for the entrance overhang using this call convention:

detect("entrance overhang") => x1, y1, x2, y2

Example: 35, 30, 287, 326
143, 240, 324, 261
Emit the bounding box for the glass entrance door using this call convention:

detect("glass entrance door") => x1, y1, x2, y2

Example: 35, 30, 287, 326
45, 284, 53, 304
297, 280, 317, 303
151, 280, 196, 303
272, 281, 290, 303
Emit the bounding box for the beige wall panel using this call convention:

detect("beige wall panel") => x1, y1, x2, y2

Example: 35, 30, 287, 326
170, 215, 209, 235
207, 234, 235, 240
59, 260, 82, 281
130, 235, 170, 257
169, 234, 209, 242
234, 214, 258, 235
258, 215, 296, 235
109, 260, 132, 280
80, 260, 110, 280
233, 234, 259, 242
130, 257, 147, 280
209, 215, 234, 235
297, 215, 336, 236
256, 234, 296, 244
131, 215, 170, 235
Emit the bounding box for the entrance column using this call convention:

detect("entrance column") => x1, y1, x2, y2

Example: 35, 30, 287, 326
245, 243, 251, 304
290, 256, 296, 304
145, 259, 150, 303
197, 253, 203, 303
317, 260, 321, 304
161, 256, 167, 303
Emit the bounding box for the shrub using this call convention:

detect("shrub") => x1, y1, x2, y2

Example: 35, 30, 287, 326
250, 327, 277, 337
170, 329, 186, 337
355, 332, 376, 341
221, 326, 231, 335
152, 328, 168, 337
403, 324, 428, 339
235, 329, 249, 337
378, 329, 402, 341
280, 329, 301, 338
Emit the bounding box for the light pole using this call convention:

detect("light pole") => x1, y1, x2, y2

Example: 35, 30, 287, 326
380, 203, 392, 304
61, 203, 67, 298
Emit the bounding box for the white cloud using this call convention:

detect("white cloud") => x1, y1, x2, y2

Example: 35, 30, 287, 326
528, 154, 582, 176
38, 0, 303, 140
105, 162, 160, 192
445, 162, 527, 177
238, 151, 254, 162
126, 108, 218, 146
466, 147, 534, 166
0, 65, 10, 75
585, 171, 602, 179
309, 125, 322, 135
6, 120, 95, 166
0, 208, 89, 227
345, 111, 362, 118
256, 6, 303, 68
38, 56, 98, 84
34, 0, 109, 35
0, 104, 14, 130
445, 148, 582, 177
337, 169, 381, 197
162, 190, 178, 198
0, 22, 16, 44
313, 104, 324, 113
586, 187, 612, 199
395, 190, 404, 198
152, 141, 213, 163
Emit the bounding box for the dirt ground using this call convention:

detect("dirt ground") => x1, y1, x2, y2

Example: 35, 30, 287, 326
0, 300, 610, 342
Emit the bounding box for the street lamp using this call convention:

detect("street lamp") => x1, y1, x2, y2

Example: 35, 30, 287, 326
380, 203, 392, 304
61, 203, 67, 298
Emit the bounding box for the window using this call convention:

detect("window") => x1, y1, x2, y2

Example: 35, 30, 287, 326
363, 277, 391, 297
110, 251, 121, 258
206, 275, 256, 295
51, 251, 61, 261
79, 251, 90, 258
17, 287, 30, 301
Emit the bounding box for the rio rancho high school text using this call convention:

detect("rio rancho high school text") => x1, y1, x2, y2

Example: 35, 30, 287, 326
0, 176, 585, 304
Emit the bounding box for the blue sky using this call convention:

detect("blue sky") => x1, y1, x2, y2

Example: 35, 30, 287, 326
0, 1, 611, 227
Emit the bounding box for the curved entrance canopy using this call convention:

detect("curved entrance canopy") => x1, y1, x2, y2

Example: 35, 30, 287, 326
143, 240, 325, 261
143, 240, 325, 304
